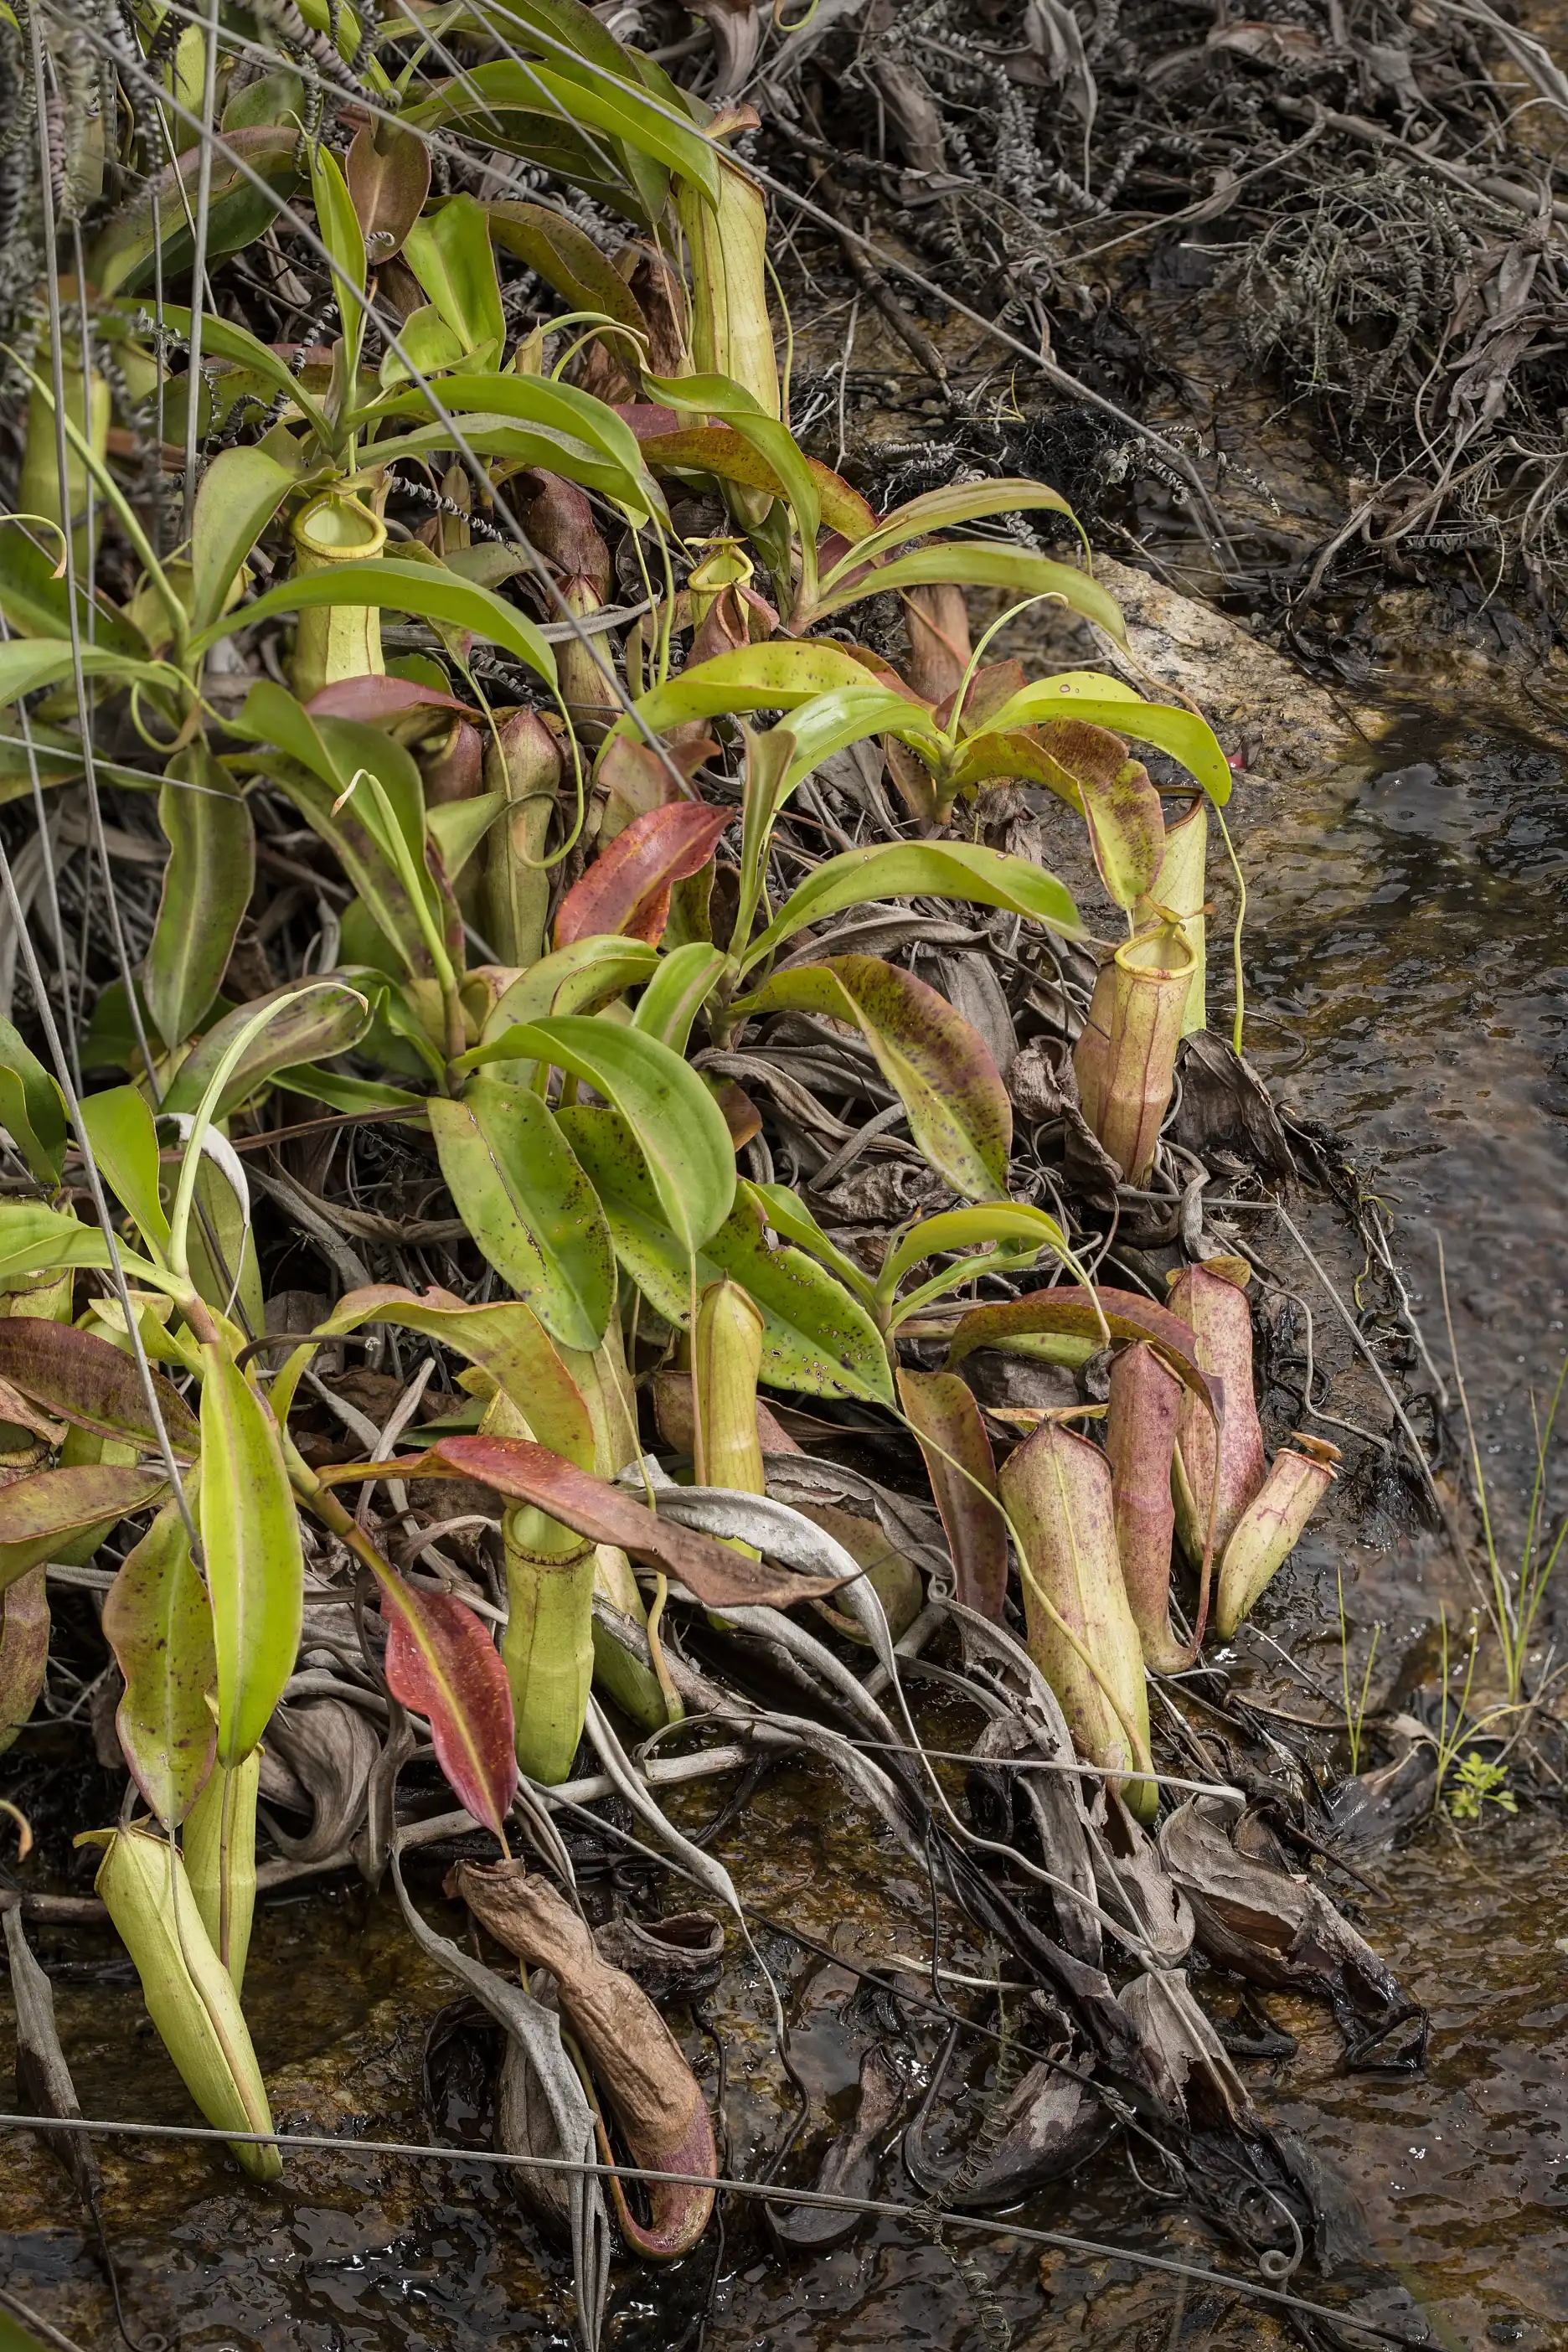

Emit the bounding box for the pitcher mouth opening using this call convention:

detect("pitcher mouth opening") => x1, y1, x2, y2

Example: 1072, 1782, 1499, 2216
292, 492, 386, 560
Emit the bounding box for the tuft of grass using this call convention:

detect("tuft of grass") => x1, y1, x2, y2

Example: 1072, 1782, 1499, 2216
1337, 1564, 1380, 1776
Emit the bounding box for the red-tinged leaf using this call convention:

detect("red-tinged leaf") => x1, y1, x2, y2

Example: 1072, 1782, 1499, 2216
0, 1464, 169, 1597
616, 403, 681, 438
345, 116, 431, 262
379, 1576, 518, 1839
554, 802, 733, 950
946, 1284, 1222, 1423
408, 1433, 846, 1610
306, 676, 477, 724
636, 428, 877, 541
0, 1318, 199, 1457
898, 1369, 1008, 1622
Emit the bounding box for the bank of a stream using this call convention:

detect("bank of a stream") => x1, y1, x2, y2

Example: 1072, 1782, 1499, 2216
3, 691, 1565, 2352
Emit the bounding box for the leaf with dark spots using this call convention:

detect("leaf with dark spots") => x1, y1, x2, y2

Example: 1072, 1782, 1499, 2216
946, 1284, 1221, 1423
379, 1576, 518, 1839
103, 1500, 217, 1829
409, 1434, 848, 1609
553, 802, 733, 950
898, 1369, 1008, 1621
0, 1464, 168, 1597
0, 1318, 199, 1457
736, 954, 1012, 1201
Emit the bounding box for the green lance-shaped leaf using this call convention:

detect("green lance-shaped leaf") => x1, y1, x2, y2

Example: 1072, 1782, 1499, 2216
0, 1204, 111, 1284
189, 560, 559, 687
304, 1283, 597, 1467
818, 478, 1080, 580
199, 1345, 303, 1767
103, 1499, 217, 1832
975, 677, 1233, 805
91, 128, 305, 305
78, 1085, 170, 1256
740, 841, 1085, 971
143, 742, 255, 1053
879, 1202, 1083, 1321
162, 979, 371, 1120
0, 1014, 67, 1186
402, 57, 720, 202
486, 198, 647, 337
560, 1112, 894, 1404
361, 371, 658, 513
189, 446, 297, 634
430, 1080, 616, 1353
0, 518, 147, 658
734, 954, 1012, 1204
645, 371, 820, 560
309, 142, 369, 393
481, 938, 662, 1038
808, 544, 1128, 637
0, 637, 174, 706
459, 1016, 735, 1257
637, 430, 876, 542
80, 1826, 281, 2181
740, 1179, 876, 1306
0, 1318, 199, 1454
601, 639, 879, 756
115, 302, 333, 445
0, 1462, 168, 1597
405, 192, 506, 358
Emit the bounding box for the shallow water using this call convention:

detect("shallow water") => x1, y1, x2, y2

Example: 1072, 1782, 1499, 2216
3, 715, 1568, 2351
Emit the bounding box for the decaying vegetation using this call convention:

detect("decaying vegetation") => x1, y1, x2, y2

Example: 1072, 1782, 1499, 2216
0, 1, 1561, 2347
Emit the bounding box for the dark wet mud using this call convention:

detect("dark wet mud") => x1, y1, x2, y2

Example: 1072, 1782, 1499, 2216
3, 713, 1568, 2351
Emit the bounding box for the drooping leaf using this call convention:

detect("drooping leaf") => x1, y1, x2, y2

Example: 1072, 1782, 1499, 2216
356, 373, 663, 522
898, 1369, 1008, 1622
190, 560, 559, 687
189, 446, 297, 633
0, 1014, 67, 1185
462, 1016, 735, 1256
78, 1086, 171, 1256
0, 1204, 111, 1283
0, 1318, 198, 1454
429, 1081, 616, 1352
946, 1282, 1221, 1421
602, 640, 882, 754
810, 544, 1127, 638
116, 302, 333, 444
0, 1464, 168, 1597
102, 1500, 217, 1829
310, 1284, 597, 1467
487, 199, 647, 335
740, 840, 1085, 967
0, 637, 172, 706
878, 1203, 1076, 1306
950, 717, 1165, 910
976, 678, 1233, 805
822, 480, 1080, 579
380, 1573, 518, 1838
645, 371, 821, 547
415, 1432, 847, 1608
403, 59, 720, 204
91, 130, 306, 299
561, 1113, 894, 1403
481, 938, 662, 1037
553, 801, 732, 949
741, 1178, 876, 1303
162, 979, 372, 1118
199, 1347, 303, 1765
637, 428, 875, 540
143, 745, 255, 1052
735, 955, 1012, 1203
346, 116, 431, 262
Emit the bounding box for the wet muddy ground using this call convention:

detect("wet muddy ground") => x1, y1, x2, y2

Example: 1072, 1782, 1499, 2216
3, 710, 1568, 2350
